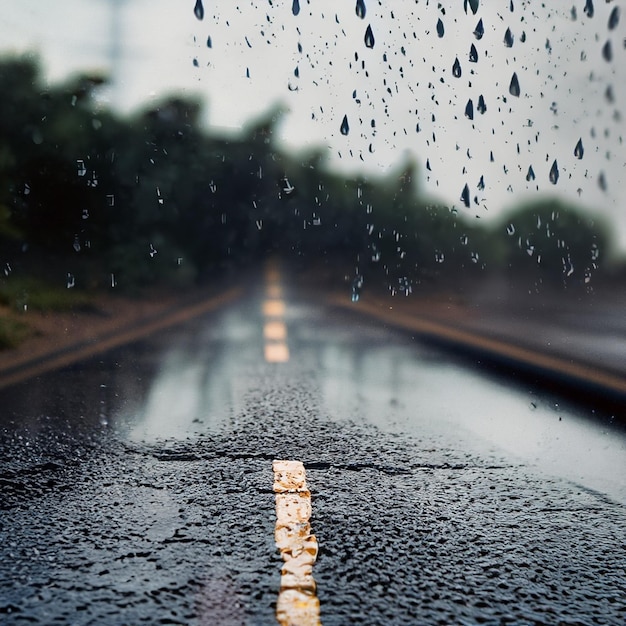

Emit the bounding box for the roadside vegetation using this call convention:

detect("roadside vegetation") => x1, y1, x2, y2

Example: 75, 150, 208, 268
0, 53, 622, 340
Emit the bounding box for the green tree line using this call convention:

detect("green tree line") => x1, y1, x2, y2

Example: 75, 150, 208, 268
0, 55, 617, 296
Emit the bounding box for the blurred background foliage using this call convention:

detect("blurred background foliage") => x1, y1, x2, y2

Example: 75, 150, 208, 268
0, 55, 621, 302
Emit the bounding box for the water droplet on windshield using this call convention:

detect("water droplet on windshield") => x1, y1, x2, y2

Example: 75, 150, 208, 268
602, 40, 613, 62
66, 273, 75, 289
574, 138, 584, 159
364, 25, 375, 48
509, 72, 520, 97
292, 0, 300, 16
474, 19, 484, 40
469, 44, 478, 62
356, 0, 366, 19
340, 115, 350, 135
452, 58, 462, 78
477, 94, 487, 114
193, 0, 204, 21
526, 165, 536, 181
465, 99, 474, 120
207, 36, 212, 48
549, 160, 559, 184
437, 19, 444, 38
608, 7, 620, 30
506, 223, 516, 236
77, 160, 86, 176
460, 184, 470, 207
464, 0, 479, 15
504, 28, 514, 48
584, 0, 594, 18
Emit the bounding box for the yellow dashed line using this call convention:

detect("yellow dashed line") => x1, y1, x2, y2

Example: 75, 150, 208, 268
273, 460, 321, 626
263, 299, 287, 318
262, 263, 290, 363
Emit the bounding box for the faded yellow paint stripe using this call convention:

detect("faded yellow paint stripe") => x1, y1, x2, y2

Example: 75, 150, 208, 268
273, 460, 321, 626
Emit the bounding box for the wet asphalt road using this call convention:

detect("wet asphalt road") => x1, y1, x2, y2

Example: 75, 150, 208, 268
1, 271, 626, 625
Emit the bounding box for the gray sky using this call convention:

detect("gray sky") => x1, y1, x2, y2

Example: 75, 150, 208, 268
1, 0, 625, 249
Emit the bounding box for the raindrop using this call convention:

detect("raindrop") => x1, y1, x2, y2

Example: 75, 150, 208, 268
149, 243, 158, 258
509, 72, 520, 97
526, 165, 536, 181
364, 24, 375, 48
477, 94, 487, 114
474, 19, 484, 40
506, 223, 516, 236
437, 18, 444, 38
598, 172, 607, 191
460, 234, 469, 245
207, 36, 212, 48
602, 40, 612, 62
608, 7, 620, 30
549, 160, 559, 184
460, 184, 470, 207
435, 251, 445, 263
469, 44, 478, 62
66, 273, 75, 289
356, 0, 366, 19
292, 0, 300, 16
193, 0, 204, 21
340, 115, 350, 135
574, 138, 584, 159
73, 235, 81, 253
465, 99, 474, 120
77, 160, 86, 176
452, 57, 462, 78
504, 28, 514, 48
464, 0, 479, 15
477, 175, 485, 190
584, 0, 594, 19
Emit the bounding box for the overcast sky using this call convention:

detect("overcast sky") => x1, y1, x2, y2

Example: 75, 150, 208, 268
1, 0, 625, 249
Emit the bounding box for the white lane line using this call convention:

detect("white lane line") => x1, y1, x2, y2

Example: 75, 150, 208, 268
273, 460, 321, 626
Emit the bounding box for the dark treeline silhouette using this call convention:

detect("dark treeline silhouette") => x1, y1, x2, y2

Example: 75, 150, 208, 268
0, 56, 618, 296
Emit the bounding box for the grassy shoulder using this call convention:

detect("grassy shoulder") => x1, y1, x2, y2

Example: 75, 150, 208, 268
0, 276, 96, 350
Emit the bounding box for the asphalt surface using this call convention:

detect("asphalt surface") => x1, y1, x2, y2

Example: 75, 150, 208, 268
1, 269, 625, 625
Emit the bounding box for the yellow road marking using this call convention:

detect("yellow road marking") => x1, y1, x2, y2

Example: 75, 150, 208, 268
267, 284, 283, 299
264, 321, 288, 341
265, 343, 290, 363
263, 299, 286, 318
273, 460, 321, 626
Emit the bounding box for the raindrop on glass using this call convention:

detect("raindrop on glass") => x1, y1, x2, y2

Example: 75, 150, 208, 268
292, 0, 300, 16
602, 40, 613, 62
474, 19, 484, 40
194, 0, 204, 21
66, 273, 75, 289
356, 0, 366, 19
574, 138, 584, 159
506, 223, 516, 236
207, 36, 212, 48
598, 172, 607, 191
509, 72, 520, 97
340, 115, 350, 135
465, 99, 474, 120
549, 160, 559, 184
364, 24, 375, 48
437, 19, 444, 38
584, 0, 594, 18
460, 184, 470, 207
452, 57, 462, 78
526, 165, 535, 181
504, 28, 514, 47
464, 0, 479, 15
608, 7, 620, 30
477, 94, 487, 114
469, 43, 478, 62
